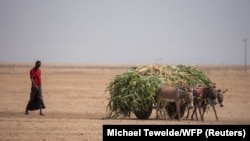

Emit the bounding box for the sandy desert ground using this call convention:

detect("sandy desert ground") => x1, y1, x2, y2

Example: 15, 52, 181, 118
0, 63, 250, 141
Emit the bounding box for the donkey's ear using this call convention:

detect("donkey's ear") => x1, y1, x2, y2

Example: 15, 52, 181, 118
189, 87, 194, 92
184, 87, 188, 91
223, 88, 228, 93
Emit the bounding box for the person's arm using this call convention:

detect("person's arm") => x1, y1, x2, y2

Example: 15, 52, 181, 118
31, 77, 39, 89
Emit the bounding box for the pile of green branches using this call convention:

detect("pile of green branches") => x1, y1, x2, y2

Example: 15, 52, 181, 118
105, 64, 213, 119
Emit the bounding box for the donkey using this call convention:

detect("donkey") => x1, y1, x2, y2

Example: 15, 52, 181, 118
156, 85, 194, 120
186, 86, 227, 121
186, 85, 218, 121
199, 88, 228, 121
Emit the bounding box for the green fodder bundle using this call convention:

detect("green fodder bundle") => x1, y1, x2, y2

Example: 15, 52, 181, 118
105, 64, 213, 119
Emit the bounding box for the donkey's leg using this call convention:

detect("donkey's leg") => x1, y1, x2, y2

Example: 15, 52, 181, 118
170, 104, 177, 120
156, 98, 161, 119
211, 104, 219, 121
177, 102, 182, 120
172, 101, 181, 120
162, 102, 169, 120
194, 106, 199, 120
194, 101, 200, 120
185, 108, 190, 119
160, 100, 167, 119
196, 100, 203, 121
191, 104, 197, 120
201, 103, 207, 121
196, 103, 202, 121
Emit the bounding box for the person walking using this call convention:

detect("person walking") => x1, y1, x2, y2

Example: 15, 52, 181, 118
25, 60, 46, 116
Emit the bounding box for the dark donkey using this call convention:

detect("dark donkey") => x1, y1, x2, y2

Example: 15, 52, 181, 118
198, 88, 227, 121
186, 85, 219, 121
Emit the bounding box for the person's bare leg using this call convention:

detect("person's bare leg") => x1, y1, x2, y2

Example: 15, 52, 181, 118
40, 108, 44, 116
25, 109, 29, 115
25, 103, 29, 115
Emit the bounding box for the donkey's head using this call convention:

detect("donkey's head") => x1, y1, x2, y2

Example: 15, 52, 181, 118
217, 89, 227, 107
183, 87, 194, 109
203, 87, 218, 105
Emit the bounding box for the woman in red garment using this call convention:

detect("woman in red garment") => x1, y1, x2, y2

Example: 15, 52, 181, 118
25, 60, 46, 116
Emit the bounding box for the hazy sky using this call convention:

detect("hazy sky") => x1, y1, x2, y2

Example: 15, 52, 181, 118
0, 0, 250, 65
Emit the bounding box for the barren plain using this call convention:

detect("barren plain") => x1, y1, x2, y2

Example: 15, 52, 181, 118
0, 63, 250, 141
